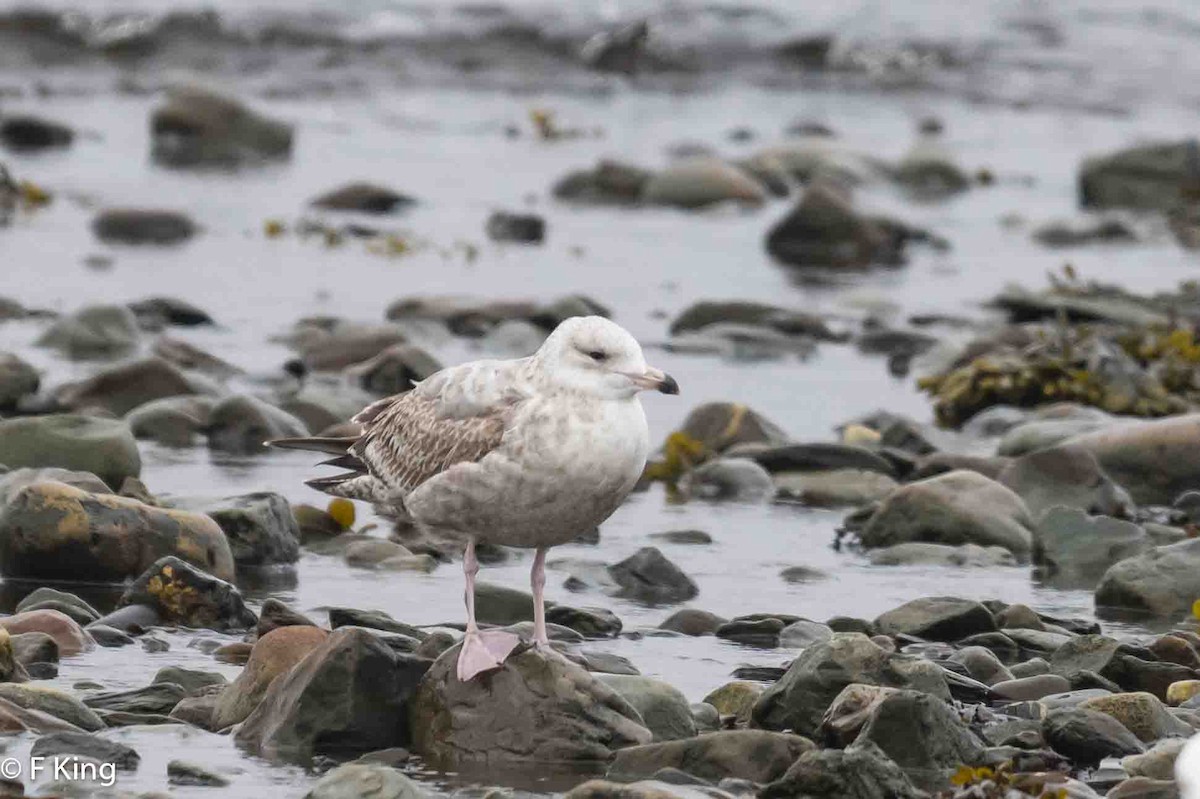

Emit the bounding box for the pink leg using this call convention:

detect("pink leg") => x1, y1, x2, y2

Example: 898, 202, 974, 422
456, 539, 520, 681
531, 547, 549, 647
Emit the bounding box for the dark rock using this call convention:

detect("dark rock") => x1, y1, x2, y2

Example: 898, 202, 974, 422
1079, 139, 1200, 212
649, 530, 713, 545
171, 493, 300, 567
0, 352, 38, 409
553, 159, 651, 206
128, 296, 214, 327
311, 182, 415, 214
152, 85, 292, 168
674, 402, 788, 454
658, 609, 726, 636
90, 604, 161, 634
609, 730, 814, 783
873, 597, 997, 642
117, 556, 256, 631
486, 211, 545, 243
741, 442, 895, 476
257, 599, 317, 638
949, 646, 1013, 685
0, 114, 73, 150
760, 740, 925, 799
87, 625, 134, 647
153, 666, 226, 695
1096, 537, 1200, 617
669, 301, 838, 341
31, 732, 139, 770
328, 608, 427, 640
997, 444, 1134, 519
546, 606, 622, 638
84, 682, 185, 715
608, 548, 698, 604
206, 394, 308, 453
345, 344, 441, 396
168, 759, 230, 787
92, 208, 196, 245
1035, 507, 1150, 581
57, 357, 202, 416
598, 675, 695, 742
1043, 706, 1144, 765
1033, 217, 1137, 247
716, 617, 785, 648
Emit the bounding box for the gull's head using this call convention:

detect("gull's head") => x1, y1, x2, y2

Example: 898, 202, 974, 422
533, 316, 679, 399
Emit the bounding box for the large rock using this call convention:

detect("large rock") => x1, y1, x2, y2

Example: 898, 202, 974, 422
31, 732, 140, 771
0, 352, 38, 409
1079, 692, 1193, 742
304, 762, 428, 799
609, 730, 814, 783
1096, 538, 1200, 617
1079, 140, 1200, 211
92, 209, 196, 245
858, 470, 1034, 556
36, 305, 140, 358
1043, 706, 1144, 765
151, 85, 293, 167
206, 394, 308, 453
682, 459, 775, 502
0, 611, 90, 657
1035, 507, 1150, 581
674, 402, 788, 453
759, 740, 925, 799
0, 416, 140, 489
598, 675, 695, 741
0, 482, 234, 582
214, 626, 329, 729
1066, 415, 1200, 505
608, 548, 698, 604
641, 158, 766, 209
873, 597, 997, 641
56, 357, 203, 416
83, 682, 185, 715
118, 557, 255, 631
127, 395, 215, 446
751, 633, 949, 737
410, 645, 651, 768
766, 181, 912, 269
237, 628, 430, 762
996, 444, 1133, 519
0, 684, 103, 731
170, 493, 300, 566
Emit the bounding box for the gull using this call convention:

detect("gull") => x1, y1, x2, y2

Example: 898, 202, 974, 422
272, 316, 678, 680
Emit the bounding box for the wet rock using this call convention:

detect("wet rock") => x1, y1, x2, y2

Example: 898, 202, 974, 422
214, 626, 330, 728
717, 616, 787, 647
153, 337, 240, 379
642, 158, 766, 209
1063, 414, 1200, 505
304, 762, 428, 799
894, 135, 970, 200
999, 418, 1113, 457
751, 633, 949, 736
874, 597, 997, 642
118, 556, 256, 631
702, 682, 762, 724
1105, 776, 1179, 799
238, 628, 430, 761
206, 394, 308, 453
154, 666, 226, 694
1043, 706, 1144, 765
759, 739, 925, 799
36, 304, 140, 358
92, 208, 196, 245
1, 609, 92, 658
992, 674, 1072, 701
31, 733, 139, 776
0, 696, 82, 734
1033, 217, 1137, 247
599, 675, 695, 741
670, 301, 838, 342
658, 609, 726, 636
257, 599, 317, 638
168, 759, 230, 787
152, 85, 293, 168
0, 114, 73, 151
128, 296, 214, 328
546, 606, 621, 638
328, 608, 427, 640
298, 324, 409, 372
171, 493, 300, 567
0, 482, 234, 581
997, 444, 1134, 519
1079, 139, 1200, 212
84, 682, 185, 715
0, 685, 101, 730
16, 587, 100, 623
345, 344, 441, 396
127, 395, 214, 446
344, 539, 412, 569
1051, 634, 1121, 677
56, 357, 203, 416
858, 470, 1034, 556
1124, 737, 1186, 781
553, 159, 651, 206
1035, 507, 1150, 581
1096, 538, 1200, 617
485, 210, 545, 243
90, 604, 161, 635
779, 619, 834, 649
0, 352, 37, 409
675, 402, 788, 453
774, 469, 897, 507
649, 530, 712, 546
682, 458, 775, 502
311, 183, 415, 214
411, 645, 650, 767
87, 624, 134, 647
867, 542, 1016, 567
608, 548, 698, 604
609, 730, 813, 783
1079, 692, 1193, 742
950, 647, 1013, 685
11, 632, 56, 675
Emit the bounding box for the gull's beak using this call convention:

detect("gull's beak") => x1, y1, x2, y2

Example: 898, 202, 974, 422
628, 366, 679, 395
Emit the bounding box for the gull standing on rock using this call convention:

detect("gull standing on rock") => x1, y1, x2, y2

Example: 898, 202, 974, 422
271, 316, 679, 680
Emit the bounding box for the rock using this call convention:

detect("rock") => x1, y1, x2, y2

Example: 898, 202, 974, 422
0, 685, 102, 730
608, 548, 698, 604
0, 482, 234, 581
774, 469, 897, 507
345, 344, 441, 396
237, 628, 430, 761
874, 597, 997, 641
0, 352, 37, 409
743, 442, 896, 476
84, 682, 185, 715
31, 731, 140, 771
0, 696, 82, 734
759, 740, 925, 799
1169, 681, 1200, 706
682, 458, 775, 502
485, 211, 545, 243
1043, 706, 1144, 765
641, 158, 766, 209
129, 296, 214, 328
0, 420, 130, 499
992, 674, 1072, 701
118, 556, 255, 631
256, 599, 317, 638
1035, 507, 1150, 581
1106, 776, 1180, 799
304, 762, 428, 799
658, 609, 726, 636
1079, 692, 1193, 742
766, 181, 911, 269
0, 114, 73, 150
410, 645, 650, 767
553, 159, 652, 206
1096, 538, 1200, 617
206, 394, 308, 452
1079, 139, 1200, 211
0, 610, 90, 657
546, 606, 622, 638
778, 566, 829, 584
171, 493, 300, 567
127, 396, 214, 446
168, 759, 230, 787
950, 647, 1013, 686
894, 135, 970, 199
867, 542, 1016, 567
311, 183, 415, 214
214, 626, 330, 729
11, 632, 57, 674
999, 418, 1113, 457
1124, 737, 1187, 781
609, 730, 814, 783
669, 301, 837, 341
328, 608, 426, 640
1009, 658, 1052, 678
751, 633, 949, 736
1033, 217, 1137, 247
90, 604, 161, 634
154, 666, 226, 694
35, 304, 140, 358
16, 588, 99, 622
152, 85, 292, 167
57, 357, 203, 416
858, 470, 1034, 556
344, 539, 412, 569
779, 619, 834, 648
1051, 635, 1121, 677
599, 675, 696, 741
997, 444, 1133, 519
92, 208, 196, 245
89, 624, 135, 647
702, 682, 762, 724
297, 324, 408, 372
1066, 414, 1200, 505
675, 403, 789, 453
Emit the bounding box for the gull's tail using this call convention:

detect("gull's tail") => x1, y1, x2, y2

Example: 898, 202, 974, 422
266, 435, 389, 502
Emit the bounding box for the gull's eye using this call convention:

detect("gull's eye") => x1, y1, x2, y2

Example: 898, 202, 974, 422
587, 350, 607, 362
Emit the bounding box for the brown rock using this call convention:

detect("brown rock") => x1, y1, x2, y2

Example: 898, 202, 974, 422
213, 626, 329, 729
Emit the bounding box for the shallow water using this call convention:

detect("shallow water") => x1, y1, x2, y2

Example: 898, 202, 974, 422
0, 0, 1199, 794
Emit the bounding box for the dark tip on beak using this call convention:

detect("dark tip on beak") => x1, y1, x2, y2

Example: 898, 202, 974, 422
658, 373, 680, 395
